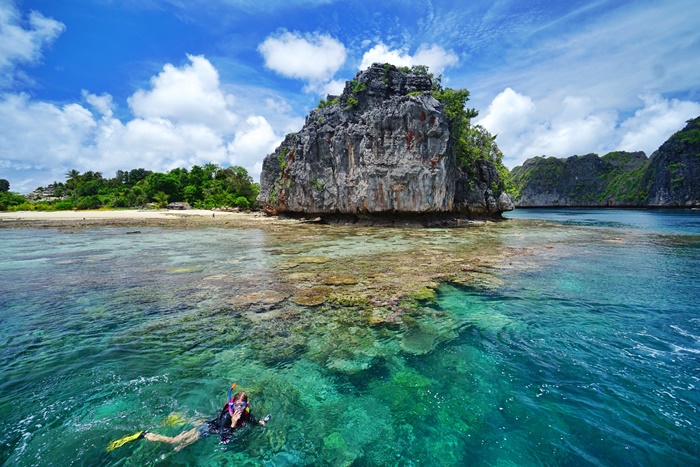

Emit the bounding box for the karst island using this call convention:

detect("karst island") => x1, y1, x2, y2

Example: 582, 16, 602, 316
257, 63, 514, 225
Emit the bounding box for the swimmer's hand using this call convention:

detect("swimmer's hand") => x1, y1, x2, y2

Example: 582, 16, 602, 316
260, 414, 271, 426
231, 408, 243, 427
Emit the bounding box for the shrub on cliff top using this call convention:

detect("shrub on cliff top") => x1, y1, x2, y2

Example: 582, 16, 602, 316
432, 86, 514, 194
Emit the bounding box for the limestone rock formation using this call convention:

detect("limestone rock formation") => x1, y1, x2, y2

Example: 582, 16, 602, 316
511, 152, 649, 207
257, 64, 513, 223
511, 116, 700, 207
644, 116, 700, 206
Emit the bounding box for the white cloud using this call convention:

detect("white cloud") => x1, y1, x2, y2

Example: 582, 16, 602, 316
0, 55, 287, 192
468, 0, 700, 119
0, 93, 94, 164
322, 79, 345, 96
230, 116, 281, 171
128, 54, 237, 131
360, 43, 412, 70
359, 42, 458, 75
477, 87, 534, 137
0, 2, 65, 87
618, 94, 700, 154
412, 44, 459, 75
258, 31, 346, 86
83, 91, 114, 117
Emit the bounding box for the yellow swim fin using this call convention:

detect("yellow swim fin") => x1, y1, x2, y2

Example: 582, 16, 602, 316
163, 413, 186, 427
106, 430, 144, 452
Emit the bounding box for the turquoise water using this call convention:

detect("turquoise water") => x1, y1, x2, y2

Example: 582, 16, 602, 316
1, 211, 699, 465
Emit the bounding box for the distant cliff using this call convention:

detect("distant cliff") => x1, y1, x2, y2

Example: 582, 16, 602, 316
511, 151, 649, 207
511, 116, 700, 207
257, 64, 513, 224
644, 116, 700, 206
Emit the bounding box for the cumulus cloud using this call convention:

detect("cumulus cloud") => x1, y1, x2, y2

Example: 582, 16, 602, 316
0, 2, 65, 87
230, 116, 281, 168
618, 94, 700, 153
83, 91, 114, 117
128, 55, 237, 131
0, 55, 286, 192
477, 87, 534, 137
359, 43, 458, 75
477, 87, 700, 168
258, 31, 346, 93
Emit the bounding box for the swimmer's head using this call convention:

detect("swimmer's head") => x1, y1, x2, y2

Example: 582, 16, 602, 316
228, 391, 249, 413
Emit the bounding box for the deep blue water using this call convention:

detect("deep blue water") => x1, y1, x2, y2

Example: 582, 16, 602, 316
1, 210, 699, 465
505, 207, 700, 235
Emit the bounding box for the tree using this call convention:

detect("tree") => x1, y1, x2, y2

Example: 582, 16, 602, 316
65, 169, 81, 203
432, 85, 513, 194
0, 191, 26, 211
152, 191, 169, 208
144, 172, 182, 201
0, 179, 9, 193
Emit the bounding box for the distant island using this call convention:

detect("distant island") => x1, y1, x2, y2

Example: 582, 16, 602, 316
510, 116, 700, 207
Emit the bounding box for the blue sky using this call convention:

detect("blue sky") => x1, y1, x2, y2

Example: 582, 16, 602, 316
2, 0, 699, 193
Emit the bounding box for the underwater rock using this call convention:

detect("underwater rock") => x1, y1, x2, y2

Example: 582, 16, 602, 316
326, 354, 374, 373
167, 266, 204, 274
322, 275, 359, 286
228, 290, 287, 307
295, 256, 332, 264
286, 272, 317, 281
291, 294, 326, 306
322, 432, 353, 463
400, 327, 438, 355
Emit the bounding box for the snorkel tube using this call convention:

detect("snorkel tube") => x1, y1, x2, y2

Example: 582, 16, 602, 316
227, 383, 237, 417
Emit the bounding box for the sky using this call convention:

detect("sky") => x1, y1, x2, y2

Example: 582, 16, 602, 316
1, 0, 699, 193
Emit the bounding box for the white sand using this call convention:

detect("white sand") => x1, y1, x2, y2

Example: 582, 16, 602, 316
0, 209, 271, 222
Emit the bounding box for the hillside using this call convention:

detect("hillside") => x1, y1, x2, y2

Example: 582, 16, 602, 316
511, 116, 700, 207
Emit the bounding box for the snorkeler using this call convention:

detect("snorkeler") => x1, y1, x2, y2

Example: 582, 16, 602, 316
107, 385, 270, 452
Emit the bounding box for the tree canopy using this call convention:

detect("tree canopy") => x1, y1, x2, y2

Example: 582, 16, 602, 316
1, 164, 259, 211
431, 81, 514, 194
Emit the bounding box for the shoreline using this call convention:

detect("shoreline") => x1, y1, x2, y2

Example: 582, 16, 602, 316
0, 209, 501, 229
0, 209, 299, 229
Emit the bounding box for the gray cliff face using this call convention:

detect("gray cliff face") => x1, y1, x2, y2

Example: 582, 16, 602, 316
511, 116, 700, 208
258, 64, 513, 221
644, 117, 700, 206
512, 152, 649, 207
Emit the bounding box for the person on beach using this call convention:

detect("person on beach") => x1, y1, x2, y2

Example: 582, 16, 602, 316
114, 388, 269, 452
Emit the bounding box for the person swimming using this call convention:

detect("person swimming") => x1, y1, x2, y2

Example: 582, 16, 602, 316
108, 386, 269, 452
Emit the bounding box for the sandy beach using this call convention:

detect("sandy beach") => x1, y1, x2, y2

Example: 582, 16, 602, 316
0, 209, 294, 229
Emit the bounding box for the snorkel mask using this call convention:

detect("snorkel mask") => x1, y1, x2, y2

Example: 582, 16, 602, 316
227, 383, 250, 417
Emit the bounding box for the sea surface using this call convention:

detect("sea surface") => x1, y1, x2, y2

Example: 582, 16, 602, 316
1, 209, 699, 466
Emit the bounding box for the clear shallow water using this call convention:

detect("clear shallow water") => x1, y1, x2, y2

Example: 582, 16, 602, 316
1, 212, 699, 466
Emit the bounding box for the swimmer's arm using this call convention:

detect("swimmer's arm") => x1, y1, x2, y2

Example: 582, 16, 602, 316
248, 413, 270, 426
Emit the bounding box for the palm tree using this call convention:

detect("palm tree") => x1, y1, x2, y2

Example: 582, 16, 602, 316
152, 191, 169, 209
65, 169, 80, 204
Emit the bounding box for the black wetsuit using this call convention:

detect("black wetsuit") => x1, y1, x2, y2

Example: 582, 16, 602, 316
204, 405, 259, 443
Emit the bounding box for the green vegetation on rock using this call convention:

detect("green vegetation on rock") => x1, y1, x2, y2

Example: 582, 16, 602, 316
317, 98, 339, 109
511, 152, 650, 206
670, 117, 700, 144
432, 86, 514, 196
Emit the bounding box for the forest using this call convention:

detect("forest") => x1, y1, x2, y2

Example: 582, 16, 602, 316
0, 164, 259, 211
